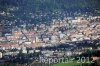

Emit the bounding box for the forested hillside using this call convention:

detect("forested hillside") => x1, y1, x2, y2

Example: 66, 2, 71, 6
0, 0, 100, 24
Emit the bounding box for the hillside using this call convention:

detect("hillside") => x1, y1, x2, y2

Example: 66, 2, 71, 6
0, 0, 100, 25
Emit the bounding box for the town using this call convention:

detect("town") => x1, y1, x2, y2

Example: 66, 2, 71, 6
0, 14, 100, 66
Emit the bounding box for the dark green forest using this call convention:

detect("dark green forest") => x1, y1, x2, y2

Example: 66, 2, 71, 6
0, 0, 100, 11
0, 0, 100, 24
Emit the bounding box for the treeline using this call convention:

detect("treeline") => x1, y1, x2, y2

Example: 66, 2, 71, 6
0, 0, 100, 12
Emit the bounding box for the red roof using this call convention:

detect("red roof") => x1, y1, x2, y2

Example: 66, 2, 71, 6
0, 42, 18, 47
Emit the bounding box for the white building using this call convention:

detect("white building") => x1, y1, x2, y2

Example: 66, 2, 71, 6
0, 52, 2, 58
51, 35, 58, 43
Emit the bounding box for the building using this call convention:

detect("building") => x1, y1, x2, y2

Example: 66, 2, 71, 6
0, 52, 3, 58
